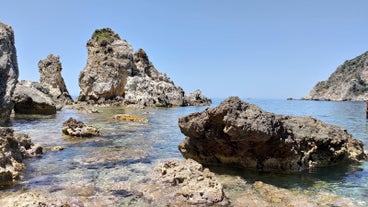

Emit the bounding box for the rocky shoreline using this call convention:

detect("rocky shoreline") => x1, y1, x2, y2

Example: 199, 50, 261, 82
1, 20, 367, 206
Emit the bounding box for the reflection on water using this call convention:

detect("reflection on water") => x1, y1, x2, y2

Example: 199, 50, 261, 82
1, 99, 368, 205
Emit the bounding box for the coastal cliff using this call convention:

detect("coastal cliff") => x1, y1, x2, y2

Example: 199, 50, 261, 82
305, 51, 368, 101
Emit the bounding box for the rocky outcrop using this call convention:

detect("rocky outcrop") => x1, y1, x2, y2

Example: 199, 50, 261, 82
78, 28, 211, 107
62, 117, 100, 137
38, 54, 73, 105
12, 80, 56, 115
184, 89, 212, 106
0, 22, 19, 126
178, 96, 367, 172
78, 28, 132, 102
0, 127, 42, 187
136, 159, 229, 206
305, 51, 368, 101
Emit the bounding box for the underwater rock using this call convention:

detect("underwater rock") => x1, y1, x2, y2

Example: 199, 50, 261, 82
112, 114, 148, 122
0, 127, 42, 187
135, 159, 229, 206
62, 117, 100, 137
178, 96, 367, 172
0, 22, 19, 126
12, 80, 56, 115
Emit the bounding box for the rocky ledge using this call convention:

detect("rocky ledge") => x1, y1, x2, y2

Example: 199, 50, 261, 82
0, 127, 42, 187
178, 96, 367, 172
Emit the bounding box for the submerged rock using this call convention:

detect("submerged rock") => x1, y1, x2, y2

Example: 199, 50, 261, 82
12, 80, 56, 115
135, 159, 229, 206
0, 127, 42, 187
112, 114, 148, 122
178, 96, 367, 172
38, 54, 73, 106
0, 22, 19, 126
62, 117, 100, 137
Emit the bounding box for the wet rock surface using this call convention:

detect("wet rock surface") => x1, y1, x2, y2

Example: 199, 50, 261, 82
179, 96, 367, 172
61, 117, 100, 137
38, 54, 73, 106
0, 22, 19, 126
0, 127, 42, 188
12, 80, 56, 115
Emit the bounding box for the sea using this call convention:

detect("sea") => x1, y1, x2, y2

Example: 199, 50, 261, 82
2, 98, 368, 205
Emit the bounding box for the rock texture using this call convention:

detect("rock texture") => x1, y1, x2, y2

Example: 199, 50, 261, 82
38, 54, 73, 105
305, 51, 368, 101
136, 159, 229, 206
184, 89, 212, 106
62, 117, 100, 137
78, 28, 210, 107
0, 22, 19, 126
0, 127, 42, 187
178, 96, 367, 172
12, 80, 56, 115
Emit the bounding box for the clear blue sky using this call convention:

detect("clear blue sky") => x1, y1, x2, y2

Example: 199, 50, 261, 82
1, 0, 368, 99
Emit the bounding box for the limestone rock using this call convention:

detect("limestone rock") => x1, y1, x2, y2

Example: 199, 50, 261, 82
12, 80, 56, 115
62, 117, 100, 137
184, 89, 212, 106
38, 54, 73, 105
0, 127, 42, 187
136, 159, 229, 206
77, 28, 211, 107
178, 96, 367, 172
305, 51, 368, 101
0, 22, 19, 126
78, 28, 132, 102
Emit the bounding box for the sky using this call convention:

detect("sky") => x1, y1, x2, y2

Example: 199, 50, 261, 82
1, 0, 368, 99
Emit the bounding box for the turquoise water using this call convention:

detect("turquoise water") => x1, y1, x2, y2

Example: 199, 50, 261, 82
2, 98, 368, 205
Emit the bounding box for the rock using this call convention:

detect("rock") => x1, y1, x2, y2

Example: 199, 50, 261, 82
62, 117, 100, 137
0, 127, 42, 187
184, 89, 212, 106
77, 28, 211, 107
112, 114, 148, 122
178, 96, 367, 172
305, 51, 368, 101
38, 54, 73, 106
0, 22, 19, 126
12, 80, 56, 115
78, 28, 132, 102
136, 159, 229, 206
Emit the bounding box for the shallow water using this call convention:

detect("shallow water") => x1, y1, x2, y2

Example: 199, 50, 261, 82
2, 99, 368, 205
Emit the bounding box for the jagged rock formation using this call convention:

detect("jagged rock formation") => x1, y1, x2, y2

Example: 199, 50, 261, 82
184, 89, 212, 106
12, 80, 56, 115
305, 51, 368, 101
38, 54, 73, 105
135, 159, 229, 206
0, 127, 42, 187
62, 117, 100, 137
178, 96, 367, 172
0, 22, 19, 126
78, 28, 210, 106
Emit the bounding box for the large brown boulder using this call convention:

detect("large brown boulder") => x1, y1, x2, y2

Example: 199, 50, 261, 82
0, 22, 19, 126
38, 54, 73, 105
178, 96, 367, 172
0, 127, 42, 187
12, 80, 56, 115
